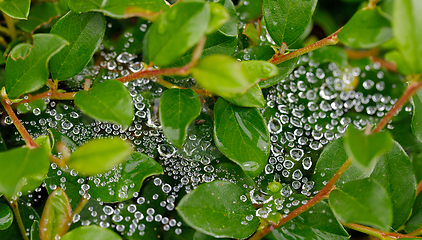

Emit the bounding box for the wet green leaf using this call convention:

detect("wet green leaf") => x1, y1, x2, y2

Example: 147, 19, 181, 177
259, 57, 299, 89
61, 226, 122, 240
50, 11, 106, 81
0, 0, 30, 19
263, 0, 317, 46
392, 0, 422, 74
9, 43, 31, 59
0, 146, 50, 199
241, 60, 279, 82
39, 188, 72, 240
329, 178, 393, 231
344, 126, 393, 171
177, 181, 259, 239
338, 7, 392, 48
194, 231, 230, 240
146, 1, 210, 66
206, 2, 229, 34
311, 46, 348, 69
412, 90, 422, 143
68, 138, 133, 176
235, 45, 276, 62
214, 98, 270, 177
0, 203, 13, 230
16, 2, 61, 33
159, 89, 201, 148
371, 141, 417, 230
223, 84, 264, 108
74, 80, 134, 128
89, 152, 163, 203
30, 220, 41, 240
5, 34, 68, 99
17, 99, 46, 114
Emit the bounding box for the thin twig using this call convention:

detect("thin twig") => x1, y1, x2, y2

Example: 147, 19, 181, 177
72, 195, 89, 218
417, 180, 422, 196
16, 91, 77, 106
9, 200, 29, 240
343, 222, 422, 239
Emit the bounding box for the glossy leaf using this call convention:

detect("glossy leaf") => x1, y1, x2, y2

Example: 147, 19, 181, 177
67, 138, 133, 176
159, 89, 201, 148
31, 220, 41, 240
413, 90, 422, 143
89, 152, 163, 203
311, 46, 348, 69
0, 203, 13, 230
61, 226, 122, 240
344, 126, 393, 171
371, 141, 417, 230
74, 80, 134, 128
50, 11, 106, 81
17, 99, 46, 115
0, 146, 50, 199
5, 34, 68, 99
329, 178, 393, 231
259, 57, 299, 88
392, 0, 422, 74
177, 181, 259, 238
39, 188, 72, 240
206, 2, 229, 34
146, 1, 210, 66
16, 2, 60, 33
215, 0, 237, 36
214, 98, 270, 177
236, 45, 276, 62
241, 60, 279, 83
194, 231, 229, 240
263, 0, 317, 46
405, 192, 422, 233
224, 84, 265, 108
0, 0, 30, 19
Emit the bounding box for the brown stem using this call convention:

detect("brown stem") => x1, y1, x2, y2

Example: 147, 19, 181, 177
49, 155, 66, 168
269, 27, 343, 65
72, 195, 89, 218
17, 91, 77, 106
417, 180, 422, 196
343, 222, 421, 239
153, 77, 212, 96
9, 200, 29, 240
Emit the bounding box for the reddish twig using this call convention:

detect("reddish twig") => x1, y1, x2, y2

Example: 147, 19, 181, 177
343, 222, 422, 239
16, 91, 77, 106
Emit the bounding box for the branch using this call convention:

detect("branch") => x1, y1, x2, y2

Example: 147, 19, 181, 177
417, 179, 422, 196
72, 195, 89, 219
343, 222, 422, 239
17, 91, 77, 106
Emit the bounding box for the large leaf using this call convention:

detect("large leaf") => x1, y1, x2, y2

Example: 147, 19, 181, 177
392, 0, 422, 74
214, 98, 270, 177
39, 188, 72, 240
0, 0, 30, 19
61, 226, 122, 240
89, 152, 163, 203
146, 1, 210, 66
262, 0, 317, 46
371, 141, 417, 230
0, 203, 13, 230
177, 181, 259, 239
159, 89, 201, 148
67, 138, 133, 176
74, 80, 134, 128
50, 11, 106, 81
5, 34, 68, 99
0, 146, 50, 199
329, 178, 393, 231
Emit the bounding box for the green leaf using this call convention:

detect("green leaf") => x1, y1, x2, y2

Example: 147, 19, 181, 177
39, 188, 72, 240
263, 0, 317, 46
194, 231, 230, 240
237, 0, 262, 22
329, 178, 393, 231
50, 11, 106, 81
74, 80, 134, 128
214, 0, 237, 36
89, 152, 163, 203
267, 201, 349, 240
16, 2, 61, 33
312, 137, 366, 192
146, 1, 210, 66
338, 7, 393, 49
243, 23, 259, 46
405, 192, 422, 233
177, 181, 259, 239
385, 50, 414, 75
223, 84, 265, 108
0, 198, 39, 240
370, 141, 417, 230
310, 46, 348, 69
61, 226, 122, 240
392, 0, 422, 74
5, 34, 68, 99
344, 126, 393, 171
0, 146, 50, 199
0, 0, 30, 19
241, 60, 279, 82
30, 220, 41, 240
236, 45, 276, 62
259, 57, 299, 89
9, 43, 31, 59
67, 138, 133, 176
413, 90, 422, 143
159, 89, 201, 148
0, 203, 13, 230
17, 99, 46, 114
206, 2, 229, 34
214, 98, 270, 177
68, 0, 169, 19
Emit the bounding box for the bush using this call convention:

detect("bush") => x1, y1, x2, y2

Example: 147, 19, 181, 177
0, 0, 422, 239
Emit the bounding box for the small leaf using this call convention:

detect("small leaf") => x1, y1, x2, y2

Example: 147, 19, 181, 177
0, 0, 30, 19
61, 226, 122, 240
0, 203, 13, 230
338, 7, 392, 49
206, 2, 229, 34
0, 198, 39, 240
329, 178, 393, 231
177, 181, 259, 239
405, 193, 422, 233
241, 60, 279, 82
413, 90, 422, 143
259, 57, 299, 89
392, 0, 422, 74
215, 0, 237, 36
67, 138, 133, 176
5, 34, 68, 99
31, 220, 41, 240
9, 43, 31, 59
194, 231, 230, 240
0, 146, 50, 199
224, 84, 265, 108
243, 23, 259, 46
50, 11, 106, 81
344, 126, 393, 171
74, 80, 134, 128
16, 2, 61, 33
89, 152, 163, 203
214, 98, 270, 177
17, 99, 46, 114
146, 1, 210, 66
311, 46, 348, 69
39, 188, 72, 240
263, 0, 317, 46
159, 89, 201, 148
